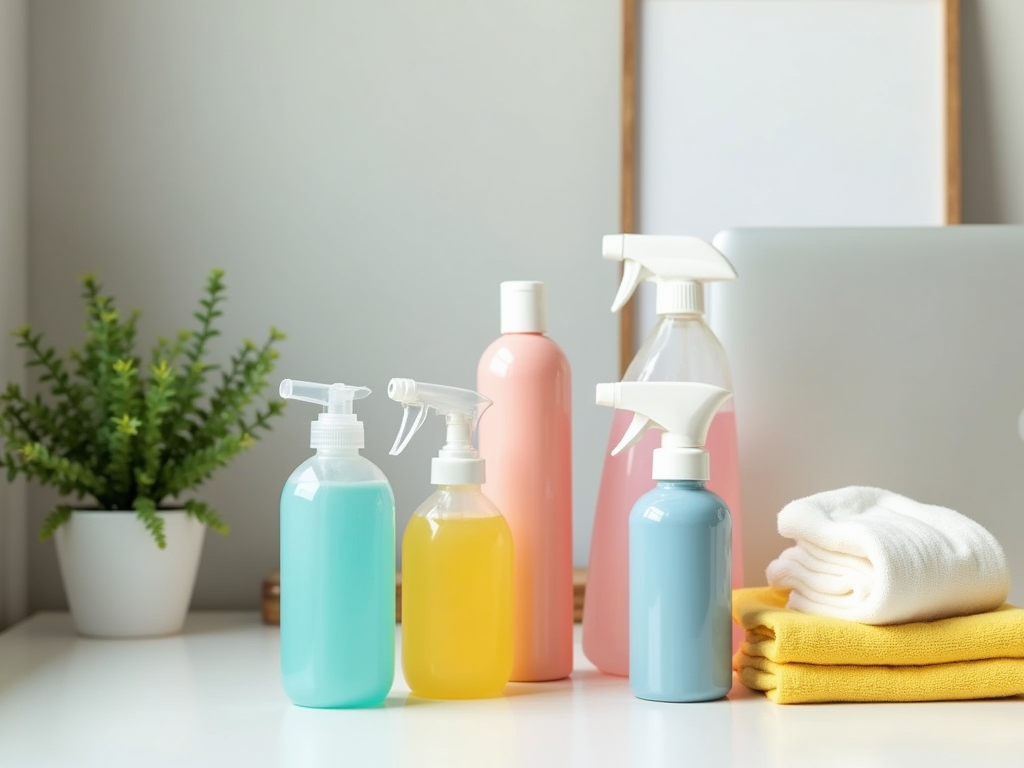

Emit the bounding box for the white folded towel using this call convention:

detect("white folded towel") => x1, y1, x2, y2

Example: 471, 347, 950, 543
765, 486, 1010, 625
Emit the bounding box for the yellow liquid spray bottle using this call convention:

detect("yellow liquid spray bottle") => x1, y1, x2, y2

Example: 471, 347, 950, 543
387, 378, 513, 699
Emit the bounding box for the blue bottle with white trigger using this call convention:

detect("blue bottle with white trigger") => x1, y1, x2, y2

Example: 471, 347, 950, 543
278, 380, 396, 708
596, 381, 733, 702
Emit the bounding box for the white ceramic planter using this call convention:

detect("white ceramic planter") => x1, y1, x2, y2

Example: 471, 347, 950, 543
54, 509, 206, 638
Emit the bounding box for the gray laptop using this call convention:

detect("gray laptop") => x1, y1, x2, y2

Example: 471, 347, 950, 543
708, 226, 1024, 604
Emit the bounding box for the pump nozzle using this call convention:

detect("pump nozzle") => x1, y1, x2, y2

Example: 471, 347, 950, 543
280, 379, 370, 411
280, 379, 370, 450
603, 234, 737, 315
387, 378, 491, 485
597, 381, 732, 481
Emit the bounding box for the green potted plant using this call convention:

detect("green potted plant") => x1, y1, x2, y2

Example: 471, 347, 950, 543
0, 269, 285, 637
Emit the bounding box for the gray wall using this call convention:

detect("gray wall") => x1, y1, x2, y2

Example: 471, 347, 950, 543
1, 0, 27, 627
961, 0, 1024, 223
21, 0, 1024, 612
27, 0, 619, 610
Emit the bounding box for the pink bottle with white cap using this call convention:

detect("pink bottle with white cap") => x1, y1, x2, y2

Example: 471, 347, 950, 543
477, 281, 574, 682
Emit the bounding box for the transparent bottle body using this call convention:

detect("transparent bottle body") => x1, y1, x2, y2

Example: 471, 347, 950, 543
401, 485, 514, 698
583, 313, 744, 676
280, 451, 396, 707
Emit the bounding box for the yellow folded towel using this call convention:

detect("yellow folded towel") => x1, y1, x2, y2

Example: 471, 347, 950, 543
735, 586, 1024, 665
737, 655, 1024, 704
733, 587, 1024, 704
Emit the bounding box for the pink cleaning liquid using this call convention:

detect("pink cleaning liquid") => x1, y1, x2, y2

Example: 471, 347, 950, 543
583, 407, 743, 676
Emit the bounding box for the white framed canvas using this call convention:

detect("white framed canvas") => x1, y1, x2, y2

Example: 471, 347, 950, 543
618, 0, 961, 367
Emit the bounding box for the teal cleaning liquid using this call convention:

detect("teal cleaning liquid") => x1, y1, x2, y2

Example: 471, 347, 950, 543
280, 478, 396, 708
629, 480, 732, 702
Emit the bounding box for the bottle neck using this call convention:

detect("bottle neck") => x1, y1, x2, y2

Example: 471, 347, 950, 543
315, 447, 360, 458
626, 313, 731, 387
656, 479, 706, 490
654, 311, 706, 322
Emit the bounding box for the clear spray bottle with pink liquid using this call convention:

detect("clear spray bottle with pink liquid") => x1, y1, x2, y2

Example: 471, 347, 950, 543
583, 234, 743, 676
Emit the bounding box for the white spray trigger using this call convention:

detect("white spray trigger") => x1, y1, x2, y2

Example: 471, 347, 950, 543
612, 412, 656, 456
387, 378, 491, 485
602, 233, 737, 315
389, 403, 428, 456
597, 381, 732, 481
611, 258, 650, 313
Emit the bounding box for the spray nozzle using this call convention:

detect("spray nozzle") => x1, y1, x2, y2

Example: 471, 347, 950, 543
602, 233, 737, 315
279, 379, 370, 450
387, 378, 491, 485
596, 381, 732, 481
387, 378, 491, 455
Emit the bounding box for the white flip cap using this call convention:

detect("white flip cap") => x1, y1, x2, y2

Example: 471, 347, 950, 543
500, 281, 547, 334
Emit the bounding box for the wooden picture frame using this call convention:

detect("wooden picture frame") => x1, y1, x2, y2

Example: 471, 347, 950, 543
619, 0, 961, 373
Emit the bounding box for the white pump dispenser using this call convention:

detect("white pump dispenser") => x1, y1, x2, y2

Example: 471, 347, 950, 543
597, 382, 732, 481
387, 378, 491, 485
279, 379, 370, 450
602, 233, 737, 315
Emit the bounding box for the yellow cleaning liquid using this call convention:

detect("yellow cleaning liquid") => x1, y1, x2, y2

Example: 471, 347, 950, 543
402, 511, 513, 698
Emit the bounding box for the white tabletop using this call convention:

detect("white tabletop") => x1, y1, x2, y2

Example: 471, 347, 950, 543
0, 612, 1022, 768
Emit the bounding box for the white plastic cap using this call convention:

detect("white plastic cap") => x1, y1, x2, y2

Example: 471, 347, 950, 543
310, 414, 364, 451
655, 281, 704, 315
500, 281, 546, 334
431, 407, 486, 485
431, 455, 486, 485
653, 447, 709, 482
280, 379, 369, 451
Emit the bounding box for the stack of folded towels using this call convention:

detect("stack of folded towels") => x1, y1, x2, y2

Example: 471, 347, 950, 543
733, 486, 1024, 704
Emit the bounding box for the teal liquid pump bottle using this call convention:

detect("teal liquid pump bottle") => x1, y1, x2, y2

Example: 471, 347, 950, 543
278, 380, 396, 708
597, 381, 733, 702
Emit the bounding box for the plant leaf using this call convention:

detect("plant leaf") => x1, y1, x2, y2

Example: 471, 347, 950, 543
133, 497, 167, 549
38, 505, 73, 541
